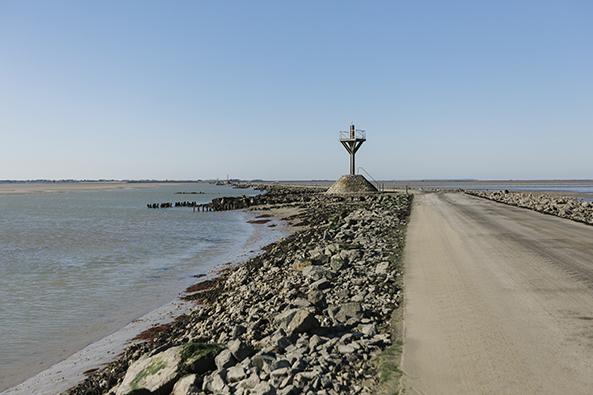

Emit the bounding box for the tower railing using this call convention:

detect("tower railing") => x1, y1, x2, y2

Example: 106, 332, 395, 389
339, 130, 366, 141
358, 167, 383, 192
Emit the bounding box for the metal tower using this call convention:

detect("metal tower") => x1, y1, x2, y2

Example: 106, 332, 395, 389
339, 124, 366, 175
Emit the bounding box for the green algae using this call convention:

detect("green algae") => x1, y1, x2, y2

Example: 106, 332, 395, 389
130, 359, 167, 390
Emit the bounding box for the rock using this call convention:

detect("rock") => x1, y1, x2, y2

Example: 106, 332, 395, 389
351, 291, 366, 302
215, 349, 237, 370
333, 302, 363, 323
251, 381, 277, 395
171, 374, 198, 395
370, 333, 391, 346
273, 309, 299, 328
279, 385, 298, 395
271, 367, 289, 377
251, 354, 276, 372
329, 254, 347, 272
284, 309, 320, 336
228, 339, 254, 362
374, 261, 390, 274
359, 323, 377, 337
271, 359, 291, 370
290, 298, 312, 308
301, 265, 331, 281
290, 354, 302, 372
181, 342, 220, 374
202, 371, 227, 393
231, 325, 247, 338
309, 248, 329, 265
337, 343, 355, 354
116, 346, 182, 395
267, 331, 291, 351
309, 278, 332, 291
227, 365, 247, 382
340, 249, 361, 263
306, 288, 325, 308
238, 372, 261, 389
308, 335, 323, 350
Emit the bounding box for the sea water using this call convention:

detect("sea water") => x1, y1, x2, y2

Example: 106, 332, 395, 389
0, 183, 278, 390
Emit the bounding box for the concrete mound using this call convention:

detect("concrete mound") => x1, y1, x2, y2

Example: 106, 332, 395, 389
326, 175, 378, 194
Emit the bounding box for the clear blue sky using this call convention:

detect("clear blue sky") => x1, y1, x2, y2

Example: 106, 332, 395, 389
1, 1, 592, 180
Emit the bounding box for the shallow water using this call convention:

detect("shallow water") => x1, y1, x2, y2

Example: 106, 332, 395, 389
0, 183, 273, 390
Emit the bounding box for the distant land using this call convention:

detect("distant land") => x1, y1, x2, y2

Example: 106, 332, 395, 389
0, 179, 204, 184
2, 179, 593, 184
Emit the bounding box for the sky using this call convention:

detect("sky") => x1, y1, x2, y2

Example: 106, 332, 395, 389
1, 1, 592, 180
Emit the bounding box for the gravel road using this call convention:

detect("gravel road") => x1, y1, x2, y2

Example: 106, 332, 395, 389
402, 192, 593, 394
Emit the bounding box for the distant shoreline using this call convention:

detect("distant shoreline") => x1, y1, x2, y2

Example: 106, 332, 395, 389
0, 182, 181, 194
2, 179, 593, 184
2, 179, 593, 196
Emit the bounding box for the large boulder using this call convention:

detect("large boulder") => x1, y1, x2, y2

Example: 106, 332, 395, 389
116, 346, 183, 395
274, 308, 320, 336
286, 309, 320, 336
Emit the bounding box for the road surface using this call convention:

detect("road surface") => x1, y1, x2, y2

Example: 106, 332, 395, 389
402, 192, 593, 394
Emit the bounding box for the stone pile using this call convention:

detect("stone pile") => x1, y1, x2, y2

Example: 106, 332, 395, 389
467, 190, 593, 225
66, 187, 411, 395
326, 175, 378, 194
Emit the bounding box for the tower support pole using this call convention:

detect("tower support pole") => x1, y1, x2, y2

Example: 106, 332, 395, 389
340, 124, 365, 176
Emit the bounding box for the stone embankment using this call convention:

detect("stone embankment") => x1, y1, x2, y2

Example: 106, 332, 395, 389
66, 186, 411, 395
209, 186, 321, 212
146, 185, 322, 211
467, 190, 593, 225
